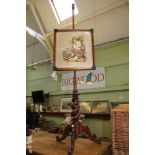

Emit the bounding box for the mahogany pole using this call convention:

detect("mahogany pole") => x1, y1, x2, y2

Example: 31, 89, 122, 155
72, 4, 75, 29
67, 4, 80, 155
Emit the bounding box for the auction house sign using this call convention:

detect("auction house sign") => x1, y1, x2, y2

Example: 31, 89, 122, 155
61, 67, 105, 90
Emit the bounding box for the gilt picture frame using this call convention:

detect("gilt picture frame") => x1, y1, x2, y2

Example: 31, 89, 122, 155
53, 29, 96, 71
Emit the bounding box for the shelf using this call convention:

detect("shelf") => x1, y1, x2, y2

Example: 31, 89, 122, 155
40, 112, 110, 120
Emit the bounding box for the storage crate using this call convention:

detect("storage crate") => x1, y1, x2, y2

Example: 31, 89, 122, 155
112, 104, 129, 155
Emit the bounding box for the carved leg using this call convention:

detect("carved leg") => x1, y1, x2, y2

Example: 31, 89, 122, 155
76, 122, 102, 144
56, 125, 72, 142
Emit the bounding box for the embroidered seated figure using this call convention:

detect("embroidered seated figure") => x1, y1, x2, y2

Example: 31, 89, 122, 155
56, 113, 101, 144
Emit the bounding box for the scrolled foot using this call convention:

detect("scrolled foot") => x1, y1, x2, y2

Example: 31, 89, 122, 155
67, 149, 72, 155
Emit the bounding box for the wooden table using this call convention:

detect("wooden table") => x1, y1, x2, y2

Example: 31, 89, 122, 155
31, 131, 111, 155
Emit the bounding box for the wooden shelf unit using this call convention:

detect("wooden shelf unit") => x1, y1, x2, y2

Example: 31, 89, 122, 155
40, 112, 111, 120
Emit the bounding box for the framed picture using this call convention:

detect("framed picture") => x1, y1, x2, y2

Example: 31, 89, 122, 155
53, 29, 96, 71
52, 105, 60, 112
60, 97, 72, 112
46, 106, 51, 112
79, 101, 92, 113
91, 101, 109, 114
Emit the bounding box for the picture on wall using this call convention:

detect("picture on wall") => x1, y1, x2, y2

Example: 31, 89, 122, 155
52, 105, 60, 112
46, 106, 51, 112
79, 101, 92, 113
53, 29, 96, 71
60, 97, 72, 112
91, 101, 109, 114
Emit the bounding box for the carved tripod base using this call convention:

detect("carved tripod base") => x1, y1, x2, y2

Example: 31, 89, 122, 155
56, 121, 102, 144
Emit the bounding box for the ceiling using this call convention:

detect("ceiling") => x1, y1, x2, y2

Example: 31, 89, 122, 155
26, 0, 129, 66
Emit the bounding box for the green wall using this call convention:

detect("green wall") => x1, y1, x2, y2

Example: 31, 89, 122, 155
26, 38, 129, 138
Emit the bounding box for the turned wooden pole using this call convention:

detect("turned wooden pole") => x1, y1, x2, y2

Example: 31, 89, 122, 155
67, 4, 80, 155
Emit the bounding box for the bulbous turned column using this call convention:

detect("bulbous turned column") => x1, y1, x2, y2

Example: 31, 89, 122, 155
68, 4, 80, 155
68, 70, 80, 155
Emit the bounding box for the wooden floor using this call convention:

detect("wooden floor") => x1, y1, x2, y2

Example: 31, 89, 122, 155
30, 131, 111, 155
